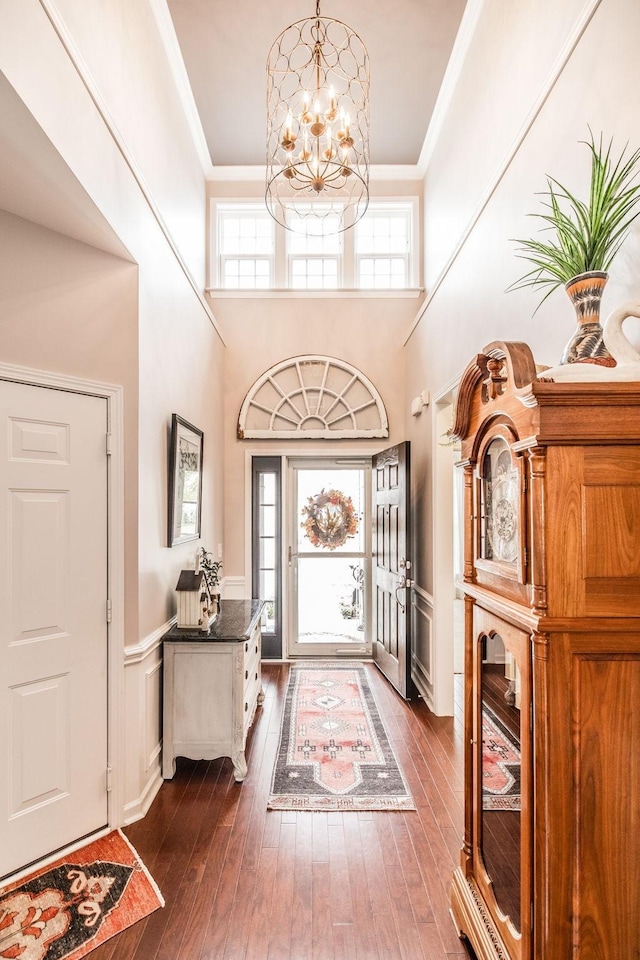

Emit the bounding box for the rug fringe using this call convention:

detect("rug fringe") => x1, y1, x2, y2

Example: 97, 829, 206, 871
117, 828, 165, 907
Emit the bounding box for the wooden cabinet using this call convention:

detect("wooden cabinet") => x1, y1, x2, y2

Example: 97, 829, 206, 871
449, 342, 640, 960
162, 600, 265, 783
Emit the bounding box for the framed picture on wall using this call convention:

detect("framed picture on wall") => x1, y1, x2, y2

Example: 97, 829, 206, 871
168, 414, 203, 547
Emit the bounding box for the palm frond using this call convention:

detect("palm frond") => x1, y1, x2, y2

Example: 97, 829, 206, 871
509, 131, 640, 312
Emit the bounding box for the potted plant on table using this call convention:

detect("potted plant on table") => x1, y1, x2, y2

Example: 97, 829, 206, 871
508, 130, 640, 368
199, 546, 222, 613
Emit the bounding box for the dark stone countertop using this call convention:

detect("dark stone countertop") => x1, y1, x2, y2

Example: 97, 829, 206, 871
163, 599, 265, 643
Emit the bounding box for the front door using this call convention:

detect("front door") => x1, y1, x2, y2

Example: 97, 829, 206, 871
288, 459, 371, 658
0, 380, 109, 878
372, 442, 412, 697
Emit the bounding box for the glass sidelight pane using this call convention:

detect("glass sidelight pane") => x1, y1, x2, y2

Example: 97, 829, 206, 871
252, 458, 282, 657
260, 503, 275, 537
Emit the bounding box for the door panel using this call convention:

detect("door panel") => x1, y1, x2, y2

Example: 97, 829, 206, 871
372, 442, 411, 697
0, 380, 109, 878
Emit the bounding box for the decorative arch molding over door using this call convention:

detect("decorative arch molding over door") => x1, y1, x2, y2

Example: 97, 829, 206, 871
237, 355, 389, 440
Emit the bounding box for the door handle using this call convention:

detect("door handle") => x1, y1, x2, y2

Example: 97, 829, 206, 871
395, 571, 414, 612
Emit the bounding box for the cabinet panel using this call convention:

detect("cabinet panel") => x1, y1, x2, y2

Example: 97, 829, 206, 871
173, 649, 234, 742
582, 485, 640, 577
573, 655, 640, 959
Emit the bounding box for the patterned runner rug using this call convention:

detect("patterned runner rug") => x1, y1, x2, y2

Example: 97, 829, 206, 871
482, 704, 521, 811
268, 661, 414, 811
0, 830, 163, 960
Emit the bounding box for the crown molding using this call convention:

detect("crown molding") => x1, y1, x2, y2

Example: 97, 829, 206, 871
416, 0, 486, 177
206, 163, 423, 184
147, 0, 214, 176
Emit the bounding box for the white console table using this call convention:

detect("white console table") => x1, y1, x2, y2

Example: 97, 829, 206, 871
162, 599, 265, 782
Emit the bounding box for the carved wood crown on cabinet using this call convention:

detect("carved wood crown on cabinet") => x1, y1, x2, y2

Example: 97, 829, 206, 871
449, 341, 640, 960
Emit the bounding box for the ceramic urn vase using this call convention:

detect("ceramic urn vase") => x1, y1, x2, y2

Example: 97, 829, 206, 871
560, 270, 616, 367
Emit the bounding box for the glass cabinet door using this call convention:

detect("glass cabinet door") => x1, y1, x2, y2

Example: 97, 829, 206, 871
473, 615, 531, 955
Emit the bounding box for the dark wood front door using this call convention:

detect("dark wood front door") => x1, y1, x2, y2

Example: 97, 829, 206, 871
372, 442, 412, 698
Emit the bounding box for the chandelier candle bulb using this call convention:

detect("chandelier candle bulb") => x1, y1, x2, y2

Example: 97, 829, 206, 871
300, 92, 313, 125
323, 128, 334, 160
310, 100, 325, 137
325, 86, 337, 121
299, 131, 311, 161
281, 113, 296, 150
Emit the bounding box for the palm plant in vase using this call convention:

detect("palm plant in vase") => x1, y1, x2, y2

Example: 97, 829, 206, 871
509, 131, 640, 366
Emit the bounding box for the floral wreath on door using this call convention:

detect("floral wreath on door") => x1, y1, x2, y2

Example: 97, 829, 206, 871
300, 488, 359, 550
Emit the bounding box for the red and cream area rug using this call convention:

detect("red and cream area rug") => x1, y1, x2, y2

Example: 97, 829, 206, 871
268, 662, 415, 811
482, 705, 521, 812
0, 830, 163, 960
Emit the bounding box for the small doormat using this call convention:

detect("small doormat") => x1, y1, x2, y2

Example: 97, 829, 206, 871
482, 705, 521, 811
268, 662, 414, 811
0, 830, 164, 960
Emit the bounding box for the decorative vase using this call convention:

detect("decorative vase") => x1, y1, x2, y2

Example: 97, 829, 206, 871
560, 271, 616, 367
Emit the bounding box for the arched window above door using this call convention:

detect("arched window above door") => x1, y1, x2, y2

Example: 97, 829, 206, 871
237, 355, 389, 440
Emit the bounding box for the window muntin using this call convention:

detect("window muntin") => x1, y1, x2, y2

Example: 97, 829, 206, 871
287, 205, 342, 289
359, 257, 406, 288
355, 203, 412, 289
290, 258, 339, 289
218, 205, 274, 289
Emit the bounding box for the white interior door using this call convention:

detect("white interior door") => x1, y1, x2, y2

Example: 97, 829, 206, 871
0, 380, 109, 878
288, 458, 371, 658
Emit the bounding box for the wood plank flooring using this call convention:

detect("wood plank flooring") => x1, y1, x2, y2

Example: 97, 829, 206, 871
91, 663, 474, 960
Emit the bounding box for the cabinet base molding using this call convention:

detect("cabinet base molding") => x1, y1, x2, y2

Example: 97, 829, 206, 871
450, 868, 510, 960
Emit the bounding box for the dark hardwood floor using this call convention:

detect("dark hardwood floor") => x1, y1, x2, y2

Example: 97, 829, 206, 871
92, 663, 474, 960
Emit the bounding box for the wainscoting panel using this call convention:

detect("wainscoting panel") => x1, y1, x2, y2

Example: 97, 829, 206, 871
122, 619, 172, 824
223, 576, 247, 600
411, 587, 434, 709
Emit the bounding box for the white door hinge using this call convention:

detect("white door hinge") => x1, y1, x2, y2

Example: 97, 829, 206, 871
106, 598, 113, 623
106, 766, 113, 793
106, 433, 112, 456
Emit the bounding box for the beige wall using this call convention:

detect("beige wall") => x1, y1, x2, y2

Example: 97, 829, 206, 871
0, 210, 141, 637
0, 0, 225, 645
407, 0, 640, 598
53, 0, 207, 287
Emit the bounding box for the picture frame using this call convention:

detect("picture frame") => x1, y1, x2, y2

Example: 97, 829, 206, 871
168, 414, 204, 547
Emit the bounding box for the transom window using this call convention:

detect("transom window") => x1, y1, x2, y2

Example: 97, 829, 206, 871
210, 198, 419, 292
217, 204, 274, 289
287, 205, 342, 289
355, 205, 411, 289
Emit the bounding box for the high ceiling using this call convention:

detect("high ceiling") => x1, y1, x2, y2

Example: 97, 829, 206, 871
166, 0, 468, 169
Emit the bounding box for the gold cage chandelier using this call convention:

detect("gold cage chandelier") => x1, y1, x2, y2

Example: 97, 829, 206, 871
266, 1, 370, 235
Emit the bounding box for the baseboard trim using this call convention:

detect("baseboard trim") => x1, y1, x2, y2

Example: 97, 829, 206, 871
123, 764, 164, 826
412, 660, 435, 711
